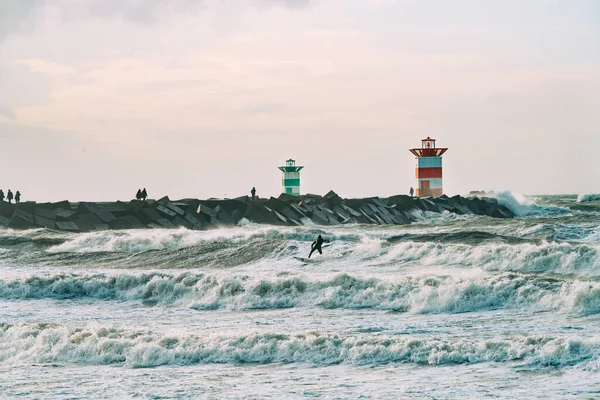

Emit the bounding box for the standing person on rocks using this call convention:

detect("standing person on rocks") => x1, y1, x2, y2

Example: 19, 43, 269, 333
409, 187, 414, 197
251, 187, 256, 201
15, 191, 21, 204
6, 190, 13, 203
136, 189, 142, 200
0, 189, 4, 202
141, 188, 147, 201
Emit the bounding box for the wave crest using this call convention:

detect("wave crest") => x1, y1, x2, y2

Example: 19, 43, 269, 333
0, 323, 597, 368
3, 272, 600, 316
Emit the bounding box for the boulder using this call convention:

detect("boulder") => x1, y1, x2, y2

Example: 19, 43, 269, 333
9, 214, 37, 229
309, 207, 330, 225
157, 196, 170, 204
183, 212, 204, 230
56, 221, 79, 232
109, 215, 146, 230
100, 202, 129, 216
197, 203, 217, 219
173, 216, 194, 229
165, 203, 186, 216
0, 215, 10, 227
156, 205, 178, 219
51, 201, 71, 210
75, 213, 109, 232
277, 193, 298, 202
35, 215, 56, 229
14, 209, 35, 224
15, 202, 37, 214
0, 202, 15, 219
54, 208, 74, 221
35, 207, 56, 220
127, 200, 147, 214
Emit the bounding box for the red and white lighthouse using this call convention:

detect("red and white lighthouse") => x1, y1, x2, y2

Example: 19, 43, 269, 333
409, 137, 448, 197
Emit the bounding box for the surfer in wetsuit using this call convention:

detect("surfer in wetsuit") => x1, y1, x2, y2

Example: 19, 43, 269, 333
308, 235, 329, 258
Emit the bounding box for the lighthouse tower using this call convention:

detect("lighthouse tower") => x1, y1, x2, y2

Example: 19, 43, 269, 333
409, 137, 448, 197
278, 159, 304, 196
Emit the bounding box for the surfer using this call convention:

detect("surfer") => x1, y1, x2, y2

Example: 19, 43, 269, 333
308, 235, 329, 258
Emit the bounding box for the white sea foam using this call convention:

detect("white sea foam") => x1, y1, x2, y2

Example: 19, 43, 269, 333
0, 323, 597, 368
2, 271, 599, 316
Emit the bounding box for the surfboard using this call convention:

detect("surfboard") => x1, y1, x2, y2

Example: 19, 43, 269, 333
294, 256, 315, 263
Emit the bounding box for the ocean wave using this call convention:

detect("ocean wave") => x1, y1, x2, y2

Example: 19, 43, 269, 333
44, 227, 368, 255
2, 272, 599, 315
577, 194, 600, 203
491, 191, 574, 218
0, 323, 597, 368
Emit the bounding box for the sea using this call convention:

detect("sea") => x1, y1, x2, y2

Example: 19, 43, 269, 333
1, 192, 599, 399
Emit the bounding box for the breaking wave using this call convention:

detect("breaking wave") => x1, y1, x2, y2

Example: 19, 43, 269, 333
491, 191, 573, 218
578, 194, 600, 203
2, 272, 599, 316
0, 323, 597, 369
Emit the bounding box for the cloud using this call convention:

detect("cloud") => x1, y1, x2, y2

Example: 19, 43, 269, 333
0, 0, 42, 40
19, 58, 76, 76
0, 0, 312, 42
0, 104, 15, 119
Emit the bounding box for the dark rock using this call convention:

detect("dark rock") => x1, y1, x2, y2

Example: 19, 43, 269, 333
100, 202, 128, 215
54, 208, 74, 221
0, 202, 16, 219
492, 206, 513, 219
35, 207, 56, 220
139, 208, 176, 228
127, 200, 147, 214
14, 210, 35, 224
75, 213, 109, 232
35, 215, 56, 229
9, 214, 37, 229
278, 193, 298, 202
165, 203, 186, 216
197, 203, 217, 219
183, 212, 204, 229
157, 196, 170, 204
15, 202, 37, 214
109, 215, 146, 230
51, 201, 72, 210
0, 215, 10, 227
173, 216, 193, 229
156, 205, 178, 219
56, 221, 79, 232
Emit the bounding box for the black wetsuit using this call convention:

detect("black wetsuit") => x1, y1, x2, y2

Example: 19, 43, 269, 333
308, 236, 327, 258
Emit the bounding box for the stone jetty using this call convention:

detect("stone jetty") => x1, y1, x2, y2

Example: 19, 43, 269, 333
0, 191, 514, 232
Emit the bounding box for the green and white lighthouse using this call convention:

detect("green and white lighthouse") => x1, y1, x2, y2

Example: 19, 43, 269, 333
278, 159, 304, 196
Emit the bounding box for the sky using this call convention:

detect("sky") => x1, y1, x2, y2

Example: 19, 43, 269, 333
0, 0, 598, 201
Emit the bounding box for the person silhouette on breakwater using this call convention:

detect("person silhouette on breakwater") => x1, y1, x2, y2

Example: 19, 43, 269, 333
410, 187, 414, 197
251, 187, 256, 201
6, 190, 13, 203
141, 188, 147, 201
308, 235, 329, 258
136, 189, 142, 200
15, 191, 21, 204
0, 190, 4, 202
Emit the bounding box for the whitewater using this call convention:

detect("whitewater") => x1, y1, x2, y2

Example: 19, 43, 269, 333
1, 193, 600, 399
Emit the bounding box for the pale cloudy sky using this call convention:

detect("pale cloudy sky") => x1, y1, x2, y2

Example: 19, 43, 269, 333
0, 0, 598, 201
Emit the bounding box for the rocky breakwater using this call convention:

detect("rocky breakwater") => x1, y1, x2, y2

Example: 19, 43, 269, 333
0, 191, 514, 232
